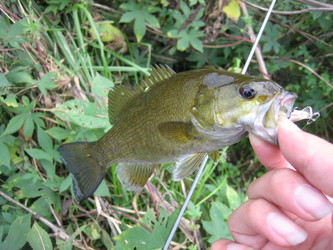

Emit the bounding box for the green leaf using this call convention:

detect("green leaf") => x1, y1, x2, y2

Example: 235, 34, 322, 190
1, 94, 17, 107
190, 37, 203, 52
36, 72, 57, 95
143, 12, 160, 28
202, 202, 231, 243
46, 127, 70, 140
60, 225, 86, 250
0, 73, 11, 87
94, 180, 111, 197
59, 175, 72, 193
0, 142, 10, 167
2, 214, 31, 250
185, 201, 202, 220
177, 31, 190, 51
115, 208, 178, 249
119, 2, 160, 42
37, 126, 53, 152
262, 23, 281, 54
226, 185, 241, 209
101, 229, 113, 249
2, 113, 26, 136
119, 12, 136, 23
318, 13, 332, 32
53, 99, 109, 129
180, 0, 191, 16
134, 16, 146, 42
90, 22, 125, 43
25, 148, 52, 162
23, 116, 34, 139
27, 222, 53, 250
167, 29, 179, 38
30, 197, 51, 218
91, 73, 114, 98
5, 68, 34, 85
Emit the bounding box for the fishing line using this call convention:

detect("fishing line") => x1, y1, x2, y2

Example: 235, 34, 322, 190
242, 0, 277, 74
163, 1, 277, 249
163, 155, 208, 250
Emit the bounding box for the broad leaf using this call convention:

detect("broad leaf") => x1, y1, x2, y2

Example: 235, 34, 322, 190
94, 180, 111, 198
115, 208, 178, 249
27, 222, 53, 250
226, 184, 241, 209
2, 113, 26, 136
222, 0, 241, 22
1, 214, 31, 250
0, 73, 11, 87
53, 99, 109, 129
91, 73, 114, 98
202, 202, 231, 243
0, 142, 10, 167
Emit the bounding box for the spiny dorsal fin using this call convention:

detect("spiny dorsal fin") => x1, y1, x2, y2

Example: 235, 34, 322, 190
141, 65, 176, 88
108, 86, 140, 125
108, 65, 175, 125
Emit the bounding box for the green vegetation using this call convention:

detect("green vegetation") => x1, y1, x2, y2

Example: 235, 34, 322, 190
0, 0, 332, 249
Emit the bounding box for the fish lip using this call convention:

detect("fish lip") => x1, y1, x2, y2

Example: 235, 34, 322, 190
266, 91, 298, 144
252, 90, 297, 145
275, 91, 298, 118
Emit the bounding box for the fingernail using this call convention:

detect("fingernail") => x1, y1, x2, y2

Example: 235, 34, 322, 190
295, 184, 333, 219
267, 212, 307, 245
227, 243, 254, 250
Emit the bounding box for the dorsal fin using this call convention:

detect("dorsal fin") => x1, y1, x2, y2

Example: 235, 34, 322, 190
108, 65, 176, 125
141, 64, 176, 88
108, 86, 140, 125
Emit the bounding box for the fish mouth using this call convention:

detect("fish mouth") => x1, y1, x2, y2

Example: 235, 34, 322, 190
254, 91, 297, 145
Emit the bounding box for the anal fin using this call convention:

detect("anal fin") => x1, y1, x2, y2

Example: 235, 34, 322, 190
116, 163, 159, 191
173, 153, 208, 181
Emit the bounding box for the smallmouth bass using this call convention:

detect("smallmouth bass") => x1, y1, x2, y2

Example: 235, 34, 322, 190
58, 65, 297, 202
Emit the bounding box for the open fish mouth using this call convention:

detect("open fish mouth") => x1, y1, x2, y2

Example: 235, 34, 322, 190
275, 91, 298, 119
253, 90, 297, 145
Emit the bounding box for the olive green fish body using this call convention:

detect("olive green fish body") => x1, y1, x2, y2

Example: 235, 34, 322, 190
58, 66, 297, 201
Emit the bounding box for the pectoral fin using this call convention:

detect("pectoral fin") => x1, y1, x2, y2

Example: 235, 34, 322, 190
173, 153, 208, 181
158, 122, 197, 143
116, 163, 159, 191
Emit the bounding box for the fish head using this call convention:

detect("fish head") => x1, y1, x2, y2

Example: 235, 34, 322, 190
212, 73, 297, 145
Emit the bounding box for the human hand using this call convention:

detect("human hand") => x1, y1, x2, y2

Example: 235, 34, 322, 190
212, 117, 333, 250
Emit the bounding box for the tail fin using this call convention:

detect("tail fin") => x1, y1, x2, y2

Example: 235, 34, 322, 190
58, 142, 107, 202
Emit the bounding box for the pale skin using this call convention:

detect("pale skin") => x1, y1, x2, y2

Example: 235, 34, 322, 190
211, 117, 333, 250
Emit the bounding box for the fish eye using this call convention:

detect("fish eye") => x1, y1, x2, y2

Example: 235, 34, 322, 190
239, 85, 256, 99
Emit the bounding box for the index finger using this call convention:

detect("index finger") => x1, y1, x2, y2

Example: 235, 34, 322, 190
278, 117, 333, 197
249, 133, 292, 171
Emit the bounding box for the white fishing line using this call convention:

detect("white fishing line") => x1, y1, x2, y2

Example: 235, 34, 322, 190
164, 1, 277, 248
242, 0, 277, 74
163, 155, 208, 250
